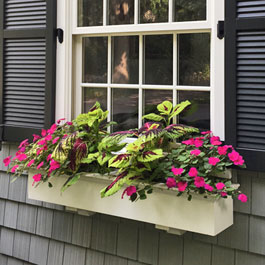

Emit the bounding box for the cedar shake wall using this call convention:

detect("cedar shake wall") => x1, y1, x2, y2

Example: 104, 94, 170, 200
0, 143, 264, 265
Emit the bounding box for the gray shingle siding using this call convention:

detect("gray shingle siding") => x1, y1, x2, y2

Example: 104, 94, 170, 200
0, 144, 265, 264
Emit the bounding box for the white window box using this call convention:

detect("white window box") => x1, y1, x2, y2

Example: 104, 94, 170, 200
28, 170, 233, 236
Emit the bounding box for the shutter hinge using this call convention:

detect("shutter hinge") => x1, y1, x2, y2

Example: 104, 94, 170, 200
217, 21, 225, 39
56, 28, 64, 44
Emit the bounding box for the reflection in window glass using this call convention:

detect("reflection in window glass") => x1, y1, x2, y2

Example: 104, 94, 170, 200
83, 37, 108, 83
140, 0, 168, 23
112, 36, 139, 84
108, 0, 134, 25
83, 87, 107, 112
78, 0, 103, 26
112, 88, 138, 131
178, 33, 210, 86
144, 35, 173, 85
144, 90, 172, 115
179, 91, 210, 130
175, 0, 206, 22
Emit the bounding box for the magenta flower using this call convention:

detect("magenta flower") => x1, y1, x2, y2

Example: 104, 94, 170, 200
182, 138, 194, 145
201, 131, 212, 135
33, 134, 41, 142
48, 124, 57, 134
228, 150, 240, 162
11, 165, 19, 173
121, 186, 137, 199
177, 181, 187, 192
218, 146, 229, 156
41, 129, 47, 137
18, 139, 29, 149
194, 177, 205, 188
204, 184, 214, 192
194, 138, 203, 148
210, 136, 222, 146
37, 162, 44, 169
37, 139, 47, 146
234, 155, 245, 166
27, 159, 35, 167
221, 192, 227, 197
188, 167, 198, 177
209, 157, 220, 166
216, 182, 225, 190
67, 122, 73, 126
47, 154, 52, 162
57, 118, 65, 124
33, 174, 42, 183
238, 193, 248, 203
166, 178, 177, 188
49, 160, 60, 174
52, 137, 60, 144
190, 149, 201, 156
171, 167, 184, 176
17, 153, 27, 162
19, 147, 26, 153
45, 134, 52, 141
3, 156, 12, 167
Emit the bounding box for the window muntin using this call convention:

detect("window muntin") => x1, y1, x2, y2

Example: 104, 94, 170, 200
73, 0, 224, 135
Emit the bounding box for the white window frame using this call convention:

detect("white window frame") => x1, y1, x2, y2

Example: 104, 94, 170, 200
56, 0, 225, 139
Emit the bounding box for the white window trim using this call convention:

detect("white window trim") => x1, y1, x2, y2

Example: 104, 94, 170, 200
56, 0, 225, 139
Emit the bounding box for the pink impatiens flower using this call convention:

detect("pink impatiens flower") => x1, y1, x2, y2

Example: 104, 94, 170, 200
121, 186, 137, 199
221, 192, 227, 197
201, 131, 212, 135
194, 177, 205, 188
177, 181, 187, 192
57, 118, 66, 124
204, 184, 214, 192
49, 160, 60, 174
17, 153, 27, 161
45, 134, 52, 141
188, 167, 198, 177
52, 137, 60, 144
37, 162, 44, 169
171, 167, 184, 176
166, 178, 177, 188
27, 159, 35, 167
3, 156, 12, 167
41, 129, 47, 137
33, 134, 41, 142
37, 139, 47, 146
48, 124, 57, 134
210, 136, 222, 146
47, 154, 52, 162
182, 138, 194, 145
32, 174, 42, 183
194, 137, 204, 148
190, 149, 201, 156
67, 122, 73, 126
18, 139, 29, 149
11, 165, 19, 173
228, 150, 245, 166
216, 182, 226, 190
238, 193, 248, 203
209, 157, 220, 166
218, 146, 229, 156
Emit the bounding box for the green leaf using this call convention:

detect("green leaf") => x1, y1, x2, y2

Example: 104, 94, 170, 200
157, 101, 173, 115
48, 182, 53, 188
61, 173, 81, 192
97, 152, 112, 166
108, 154, 132, 168
169, 100, 191, 120
142, 113, 164, 121
81, 152, 99, 164
137, 149, 164, 163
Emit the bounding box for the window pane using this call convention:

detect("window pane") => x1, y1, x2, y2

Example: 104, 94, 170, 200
83, 37, 108, 83
144, 90, 173, 115
175, 0, 206, 22
140, 0, 168, 23
83, 87, 107, 112
178, 91, 210, 130
108, 0, 134, 25
78, 0, 103, 26
144, 35, 173, 85
112, 36, 139, 84
112, 88, 138, 131
178, 33, 210, 86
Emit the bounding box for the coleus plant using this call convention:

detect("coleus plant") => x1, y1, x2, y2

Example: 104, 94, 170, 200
4, 102, 125, 191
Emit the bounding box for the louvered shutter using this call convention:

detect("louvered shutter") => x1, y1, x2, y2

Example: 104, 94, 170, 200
0, 0, 57, 143
225, 0, 265, 171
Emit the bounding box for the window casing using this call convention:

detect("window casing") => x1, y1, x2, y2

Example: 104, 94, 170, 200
56, 0, 225, 139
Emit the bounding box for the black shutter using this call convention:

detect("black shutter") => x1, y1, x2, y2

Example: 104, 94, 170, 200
225, 0, 265, 171
0, 0, 57, 143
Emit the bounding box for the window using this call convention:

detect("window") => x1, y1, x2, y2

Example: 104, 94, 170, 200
57, 0, 224, 137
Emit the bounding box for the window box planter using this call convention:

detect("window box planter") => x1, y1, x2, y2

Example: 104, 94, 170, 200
28, 170, 233, 236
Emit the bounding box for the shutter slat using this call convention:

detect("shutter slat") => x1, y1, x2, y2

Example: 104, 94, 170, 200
237, 0, 265, 18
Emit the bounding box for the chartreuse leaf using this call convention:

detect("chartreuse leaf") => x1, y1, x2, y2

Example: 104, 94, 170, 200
157, 101, 173, 115
108, 154, 132, 168
137, 149, 164, 163
81, 152, 99, 164
126, 138, 145, 153
169, 100, 191, 120
100, 171, 137, 197
142, 113, 164, 122
61, 173, 81, 192
97, 152, 112, 166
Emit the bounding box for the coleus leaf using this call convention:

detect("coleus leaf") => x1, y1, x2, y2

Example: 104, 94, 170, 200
168, 100, 191, 120
108, 153, 132, 168
135, 162, 151, 172
100, 171, 139, 197
139, 122, 163, 141
97, 152, 112, 166
61, 173, 81, 192
165, 124, 199, 139
142, 113, 164, 122
137, 149, 164, 163
81, 152, 99, 164
157, 101, 173, 115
